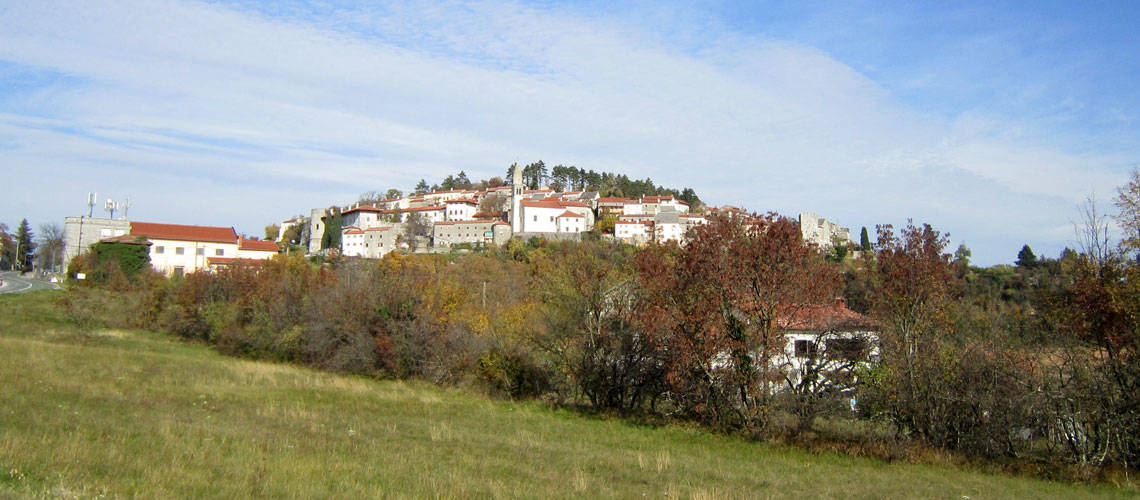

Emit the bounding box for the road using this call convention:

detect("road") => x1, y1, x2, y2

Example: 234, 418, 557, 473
0, 271, 62, 294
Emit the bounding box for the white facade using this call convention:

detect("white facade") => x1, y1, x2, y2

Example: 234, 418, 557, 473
341, 206, 384, 229
149, 239, 236, 276
615, 220, 653, 243
341, 227, 366, 257
407, 206, 445, 224
445, 200, 478, 221
556, 212, 585, 233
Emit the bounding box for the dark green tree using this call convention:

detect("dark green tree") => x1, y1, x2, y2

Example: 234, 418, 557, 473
15, 219, 35, 271
1016, 244, 1037, 268
455, 171, 471, 189
860, 226, 871, 251
953, 243, 972, 268
413, 179, 429, 195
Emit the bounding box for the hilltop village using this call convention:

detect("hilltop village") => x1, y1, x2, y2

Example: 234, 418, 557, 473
61, 165, 852, 276
283, 166, 850, 260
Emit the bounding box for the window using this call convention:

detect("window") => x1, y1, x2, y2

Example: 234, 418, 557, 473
196, 248, 205, 256
794, 340, 817, 358
175, 247, 185, 255
155, 246, 164, 254
533, 215, 537, 221
100, 228, 112, 237
215, 249, 224, 256
172, 266, 184, 278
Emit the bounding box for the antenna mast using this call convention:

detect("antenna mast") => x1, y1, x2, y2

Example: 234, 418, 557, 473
87, 192, 97, 217
104, 198, 116, 220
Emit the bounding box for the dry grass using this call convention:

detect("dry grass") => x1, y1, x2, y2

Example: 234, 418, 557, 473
0, 291, 1132, 498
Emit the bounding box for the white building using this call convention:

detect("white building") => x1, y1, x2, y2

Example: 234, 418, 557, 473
341, 205, 385, 229
615, 220, 653, 244
555, 211, 586, 233
776, 298, 879, 391
129, 222, 275, 277
518, 199, 594, 233
444, 199, 478, 221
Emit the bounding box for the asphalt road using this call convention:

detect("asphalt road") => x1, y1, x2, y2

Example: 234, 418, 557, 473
0, 271, 62, 294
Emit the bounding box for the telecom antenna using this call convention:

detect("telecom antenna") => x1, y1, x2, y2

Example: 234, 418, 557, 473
105, 198, 116, 219
87, 192, 97, 217
121, 197, 131, 220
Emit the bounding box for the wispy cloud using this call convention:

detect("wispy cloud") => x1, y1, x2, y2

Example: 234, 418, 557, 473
0, 0, 1134, 264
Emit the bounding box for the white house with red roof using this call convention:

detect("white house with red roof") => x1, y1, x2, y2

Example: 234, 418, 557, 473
555, 210, 586, 233
776, 297, 879, 392
518, 199, 594, 233
341, 226, 366, 257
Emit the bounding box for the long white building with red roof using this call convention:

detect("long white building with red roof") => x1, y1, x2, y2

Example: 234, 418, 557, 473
127, 221, 278, 277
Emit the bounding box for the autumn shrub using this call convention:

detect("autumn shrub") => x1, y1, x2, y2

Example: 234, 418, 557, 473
477, 347, 550, 399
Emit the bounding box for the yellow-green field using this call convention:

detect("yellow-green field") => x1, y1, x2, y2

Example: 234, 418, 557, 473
0, 291, 1130, 498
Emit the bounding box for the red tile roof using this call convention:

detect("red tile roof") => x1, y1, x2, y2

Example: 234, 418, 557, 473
557, 210, 584, 218
131, 222, 237, 244
239, 238, 279, 252
521, 199, 590, 209
778, 298, 879, 331
597, 197, 633, 203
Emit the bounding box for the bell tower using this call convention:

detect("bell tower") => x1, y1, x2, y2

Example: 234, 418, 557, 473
510, 163, 524, 233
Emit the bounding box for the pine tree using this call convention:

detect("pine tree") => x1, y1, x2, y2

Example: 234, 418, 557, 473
414, 179, 429, 195
15, 219, 35, 271
1016, 244, 1037, 268
860, 227, 871, 251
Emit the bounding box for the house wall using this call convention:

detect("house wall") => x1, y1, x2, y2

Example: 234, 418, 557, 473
433, 221, 508, 247
149, 239, 238, 276
445, 202, 477, 221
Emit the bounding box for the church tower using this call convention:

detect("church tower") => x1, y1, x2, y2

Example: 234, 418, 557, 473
510, 163, 524, 233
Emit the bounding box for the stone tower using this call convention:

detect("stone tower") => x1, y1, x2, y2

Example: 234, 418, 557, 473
510, 163, 524, 233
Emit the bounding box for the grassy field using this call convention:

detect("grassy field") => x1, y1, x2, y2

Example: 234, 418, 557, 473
0, 291, 1132, 498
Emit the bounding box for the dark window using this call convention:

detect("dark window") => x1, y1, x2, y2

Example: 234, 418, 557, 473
196, 248, 205, 256
175, 247, 185, 255
794, 340, 817, 358
215, 249, 224, 256
172, 266, 184, 278
155, 246, 164, 254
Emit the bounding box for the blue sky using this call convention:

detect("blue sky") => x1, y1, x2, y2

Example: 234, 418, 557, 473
1, 0, 1137, 265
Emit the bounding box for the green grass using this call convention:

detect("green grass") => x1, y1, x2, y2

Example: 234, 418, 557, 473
0, 291, 1133, 498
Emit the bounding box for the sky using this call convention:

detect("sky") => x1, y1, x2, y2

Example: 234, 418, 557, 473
1, 0, 1137, 265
